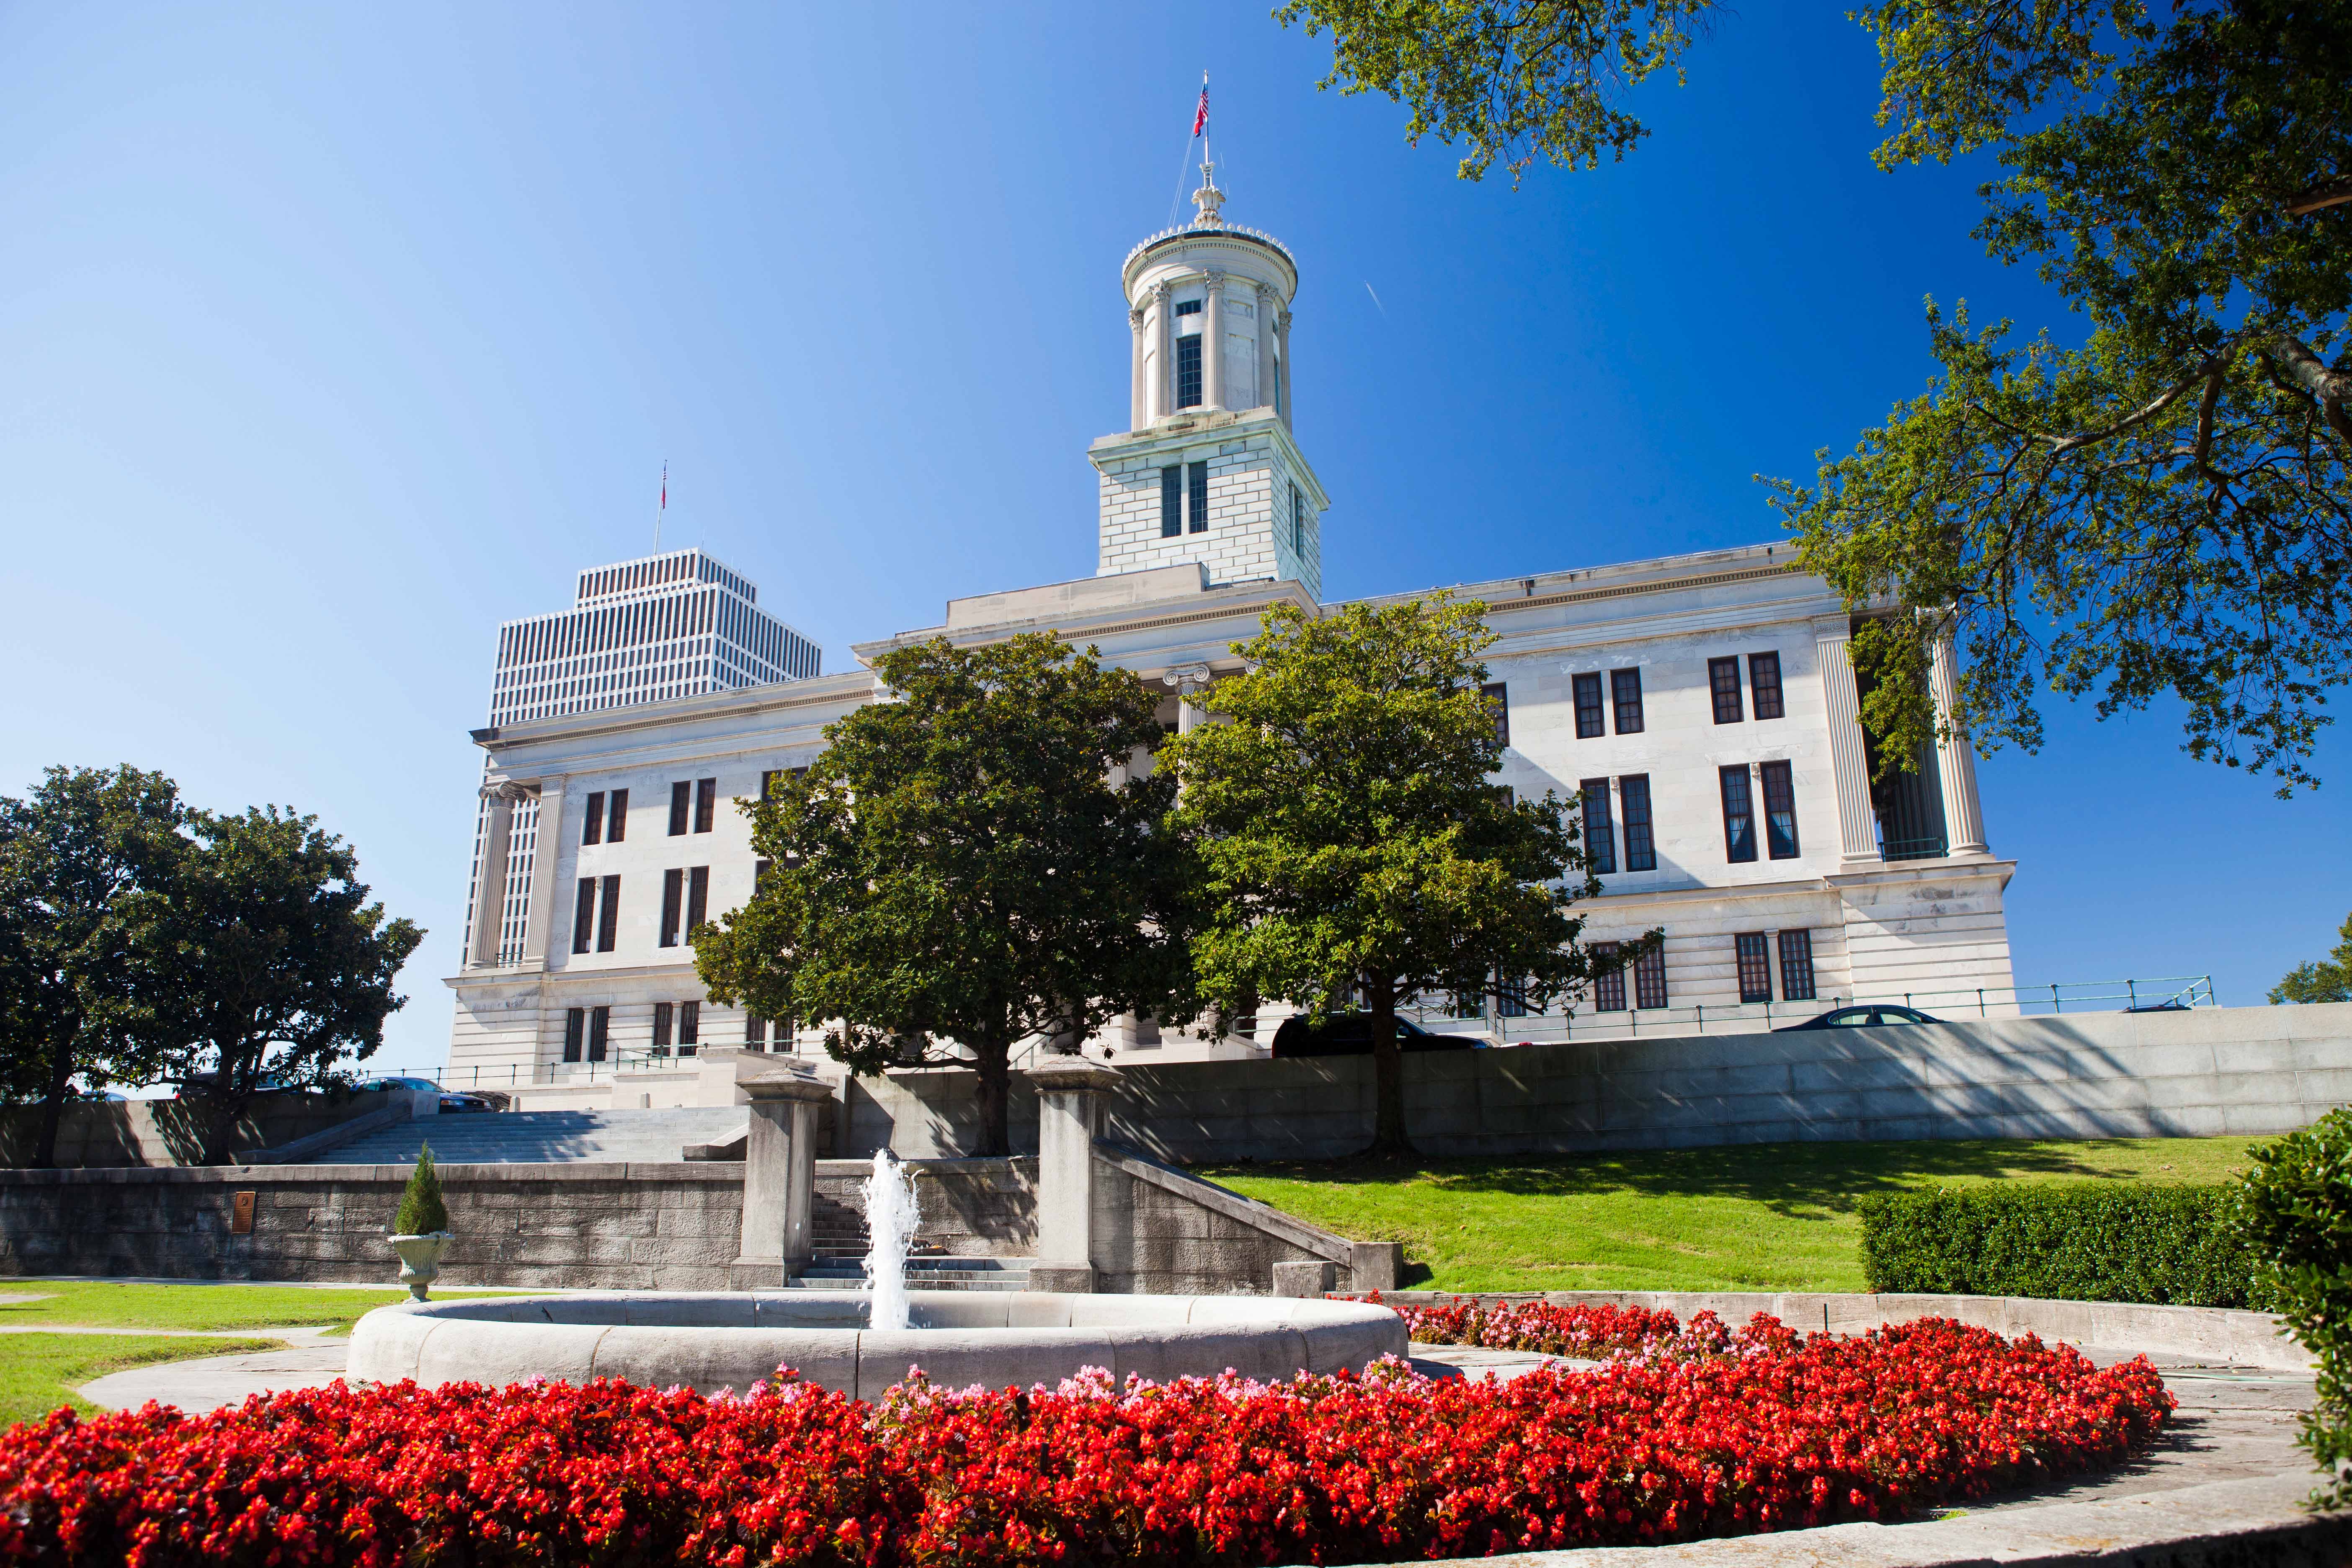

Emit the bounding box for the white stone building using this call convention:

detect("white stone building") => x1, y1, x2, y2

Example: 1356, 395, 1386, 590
443, 168, 2015, 1108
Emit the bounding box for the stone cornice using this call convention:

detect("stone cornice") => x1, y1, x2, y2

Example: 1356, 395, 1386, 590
855, 578, 1315, 663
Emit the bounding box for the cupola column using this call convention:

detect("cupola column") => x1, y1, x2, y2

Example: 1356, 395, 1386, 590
1202, 270, 1226, 410
1129, 307, 1148, 429
1254, 281, 1275, 412
1151, 282, 1172, 421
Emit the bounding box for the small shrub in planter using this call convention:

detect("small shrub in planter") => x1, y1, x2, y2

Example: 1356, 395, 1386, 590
2236, 1107, 2352, 1504
1857, 1183, 2262, 1306
389, 1143, 451, 1300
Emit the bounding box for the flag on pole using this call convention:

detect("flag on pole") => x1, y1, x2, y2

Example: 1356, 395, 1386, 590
1192, 75, 1209, 137
660, 461, 668, 513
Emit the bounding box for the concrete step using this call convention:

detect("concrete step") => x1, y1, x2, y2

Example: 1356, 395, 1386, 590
788, 1258, 1036, 1293
315, 1108, 752, 1166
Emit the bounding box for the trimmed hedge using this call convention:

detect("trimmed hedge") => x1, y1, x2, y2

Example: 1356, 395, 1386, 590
2237, 1107, 2352, 1506
1857, 1183, 2264, 1308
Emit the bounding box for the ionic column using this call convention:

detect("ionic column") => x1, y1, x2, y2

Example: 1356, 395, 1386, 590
1254, 281, 1275, 411
1929, 624, 1990, 856
1128, 305, 1148, 429
1816, 634, 1882, 867
731, 1069, 837, 1286
1150, 282, 1172, 421
467, 782, 525, 967
1202, 270, 1226, 410
1275, 308, 1293, 429
1027, 1058, 1122, 1293
1163, 663, 1213, 734
518, 777, 566, 968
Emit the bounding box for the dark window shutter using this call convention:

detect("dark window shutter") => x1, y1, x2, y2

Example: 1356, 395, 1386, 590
1620, 775, 1656, 871
606, 789, 628, 843
582, 792, 604, 845
679, 1001, 700, 1045
1720, 766, 1757, 862
652, 1002, 673, 1050
588, 1005, 610, 1062
1760, 760, 1800, 859
573, 879, 597, 954
597, 874, 621, 952
1736, 934, 1773, 1003
1573, 673, 1605, 738
1749, 651, 1785, 720
1633, 944, 1668, 1010
1777, 929, 1816, 1001
660, 869, 683, 948
1161, 467, 1182, 537
668, 781, 691, 836
694, 777, 717, 833
1611, 669, 1645, 733
1580, 779, 1616, 874
1709, 658, 1743, 724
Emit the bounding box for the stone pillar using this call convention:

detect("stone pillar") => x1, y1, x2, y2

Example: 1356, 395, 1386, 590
1128, 306, 1148, 429
1163, 663, 1212, 735
730, 1070, 838, 1287
1254, 282, 1275, 412
518, 777, 565, 968
1202, 270, 1226, 411
1150, 283, 1171, 422
467, 783, 523, 967
1929, 627, 1990, 856
1027, 1058, 1121, 1293
1816, 633, 1883, 868
1275, 309, 1293, 429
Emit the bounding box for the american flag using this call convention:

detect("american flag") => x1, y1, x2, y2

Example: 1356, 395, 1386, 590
1192, 76, 1209, 137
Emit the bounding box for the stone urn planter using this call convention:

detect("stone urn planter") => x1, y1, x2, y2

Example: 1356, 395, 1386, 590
390, 1232, 453, 1301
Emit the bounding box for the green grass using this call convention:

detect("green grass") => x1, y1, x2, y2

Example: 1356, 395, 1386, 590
1204, 1136, 2264, 1293
0, 1333, 279, 1429
0, 1281, 517, 1335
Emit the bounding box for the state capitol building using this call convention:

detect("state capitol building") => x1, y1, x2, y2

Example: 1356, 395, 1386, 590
446, 169, 2017, 1109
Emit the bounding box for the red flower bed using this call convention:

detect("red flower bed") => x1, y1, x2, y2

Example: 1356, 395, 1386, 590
1362, 1293, 1695, 1358
0, 1315, 2171, 1567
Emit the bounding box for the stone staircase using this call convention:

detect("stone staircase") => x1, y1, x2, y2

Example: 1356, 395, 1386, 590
797, 1191, 1033, 1291
314, 1108, 752, 1166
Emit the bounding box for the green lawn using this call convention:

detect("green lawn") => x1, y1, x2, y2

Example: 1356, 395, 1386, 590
0, 1281, 514, 1334
0, 1333, 280, 1429
1204, 1136, 2264, 1293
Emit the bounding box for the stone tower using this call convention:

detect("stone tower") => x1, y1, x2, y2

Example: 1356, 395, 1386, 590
1088, 164, 1329, 600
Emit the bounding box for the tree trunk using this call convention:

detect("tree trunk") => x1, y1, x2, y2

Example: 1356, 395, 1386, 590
1364, 972, 1412, 1156
31, 1019, 78, 1170
972, 1032, 1011, 1158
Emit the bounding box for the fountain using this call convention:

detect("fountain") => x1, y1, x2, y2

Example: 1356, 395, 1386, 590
862, 1149, 918, 1333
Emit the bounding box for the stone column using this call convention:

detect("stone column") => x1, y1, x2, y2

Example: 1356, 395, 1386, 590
1128, 305, 1148, 429
1275, 309, 1293, 429
1254, 282, 1275, 412
1929, 626, 1990, 856
1027, 1058, 1121, 1292
1162, 663, 1213, 735
1816, 633, 1883, 868
518, 777, 566, 968
1202, 270, 1226, 411
1150, 282, 1172, 421
731, 1070, 838, 1287
467, 783, 524, 967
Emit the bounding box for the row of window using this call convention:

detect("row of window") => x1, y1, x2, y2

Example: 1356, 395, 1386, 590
571, 866, 718, 954
1721, 762, 1800, 862
560, 1002, 798, 1063
1710, 652, 1785, 725
1478, 651, 1785, 745
580, 779, 720, 847
1160, 462, 1210, 537
1456, 927, 1819, 1016
1570, 764, 1798, 872
1735, 930, 1817, 1004
1578, 776, 1657, 873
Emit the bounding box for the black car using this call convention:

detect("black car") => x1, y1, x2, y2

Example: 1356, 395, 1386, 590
1775, 1003, 1941, 1032
1269, 1011, 1480, 1058
439, 1092, 498, 1113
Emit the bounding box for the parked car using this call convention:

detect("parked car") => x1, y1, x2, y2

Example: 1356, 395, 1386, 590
439, 1092, 497, 1114
1269, 1011, 1480, 1058
355, 1075, 443, 1094
1775, 1004, 1941, 1031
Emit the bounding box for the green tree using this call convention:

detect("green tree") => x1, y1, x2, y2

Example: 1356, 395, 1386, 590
0, 767, 186, 1168
2272, 912, 2352, 1005
134, 807, 423, 1164
395, 1142, 450, 1235
694, 633, 1199, 1157
1161, 593, 1630, 1155
1283, 0, 2352, 792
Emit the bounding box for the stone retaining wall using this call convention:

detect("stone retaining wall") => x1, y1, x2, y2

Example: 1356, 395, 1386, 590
0, 1092, 412, 1169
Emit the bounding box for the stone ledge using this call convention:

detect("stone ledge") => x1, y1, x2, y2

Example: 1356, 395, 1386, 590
1094, 1140, 1357, 1266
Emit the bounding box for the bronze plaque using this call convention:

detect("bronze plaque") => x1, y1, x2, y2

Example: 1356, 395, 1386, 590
230, 1190, 257, 1235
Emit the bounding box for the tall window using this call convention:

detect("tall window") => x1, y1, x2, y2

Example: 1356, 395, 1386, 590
606, 789, 628, 843
1580, 779, 1616, 874
1708, 657, 1744, 724
1573, 673, 1605, 738
1176, 333, 1203, 408
686, 866, 710, 935
1620, 774, 1656, 872
596, 874, 621, 952
1161, 466, 1182, 537
755, 856, 773, 892
1720, 766, 1757, 863
652, 1001, 674, 1051
582, 791, 605, 845
1633, 944, 1668, 1010
563, 1007, 585, 1063
678, 1000, 700, 1048
1611, 668, 1645, 733
1291, 487, 1304, 554
1589, 943, 1626, 1011
587, 1004, 611, 1062
1482, 681, 1510, 747
1749, 651, 1785, 720
745, 1013, 768, 1050
573, 879, 596, 954
660, 869, 684, 948
1777, 929, 1816, 1002
1186, 461, 1209, 533
1759, 760, 1800, 859
1493, 972, 1531, 1018
668, 781, 691, 836
1735, 933, 1773, 1003
694, 777, 717, 833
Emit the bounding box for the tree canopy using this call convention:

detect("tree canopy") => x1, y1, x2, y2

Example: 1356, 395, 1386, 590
694, 633, 1200, 1157
1162, 593, 1627, 1154
1283, 0, 2352, 792
2272, 911, 2352, 1005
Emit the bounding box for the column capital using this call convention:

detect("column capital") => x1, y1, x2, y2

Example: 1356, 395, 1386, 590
1129, 307, 1145, 332
1025, 1059, 1122, 1095
740, 1069, 836, 1105
1160, 661, 1214, 693
1150, 280, 1171, 301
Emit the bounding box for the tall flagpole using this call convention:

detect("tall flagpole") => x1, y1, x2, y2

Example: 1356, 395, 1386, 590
655, 460, 667, 552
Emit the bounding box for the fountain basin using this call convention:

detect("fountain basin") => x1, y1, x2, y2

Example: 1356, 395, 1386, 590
347, 1290, 1407, 1399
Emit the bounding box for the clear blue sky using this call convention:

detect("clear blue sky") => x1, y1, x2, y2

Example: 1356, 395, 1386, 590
3, 2, 2342, 1071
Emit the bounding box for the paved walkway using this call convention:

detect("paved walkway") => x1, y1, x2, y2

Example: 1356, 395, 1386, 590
77, 1326, 352, 1412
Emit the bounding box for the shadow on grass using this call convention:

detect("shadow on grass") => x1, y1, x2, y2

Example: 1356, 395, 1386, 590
1202, 1137, 2262, 1222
